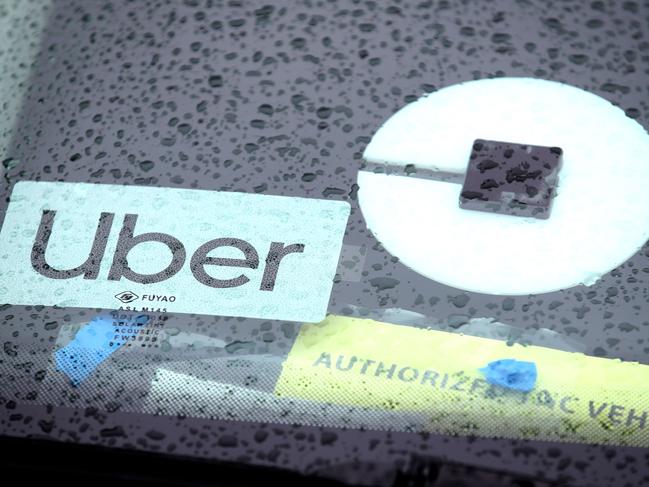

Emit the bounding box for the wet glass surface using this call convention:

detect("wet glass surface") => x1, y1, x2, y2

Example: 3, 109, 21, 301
1, 1, 649, 486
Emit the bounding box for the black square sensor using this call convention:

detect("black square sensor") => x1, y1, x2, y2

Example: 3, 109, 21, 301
459, 139, 562, 219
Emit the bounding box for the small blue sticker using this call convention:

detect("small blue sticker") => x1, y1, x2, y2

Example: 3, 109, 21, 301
479, 358, 537, 392
55, 313, 149, 386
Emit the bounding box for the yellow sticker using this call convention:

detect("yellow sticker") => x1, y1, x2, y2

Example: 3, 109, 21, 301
274, 315, 649, 447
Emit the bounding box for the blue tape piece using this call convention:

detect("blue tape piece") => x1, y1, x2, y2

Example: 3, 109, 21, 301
55, 313, 149, 386
479, 358, 537, 392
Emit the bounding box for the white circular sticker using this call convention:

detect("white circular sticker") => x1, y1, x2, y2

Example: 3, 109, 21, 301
358, 77, 649, 295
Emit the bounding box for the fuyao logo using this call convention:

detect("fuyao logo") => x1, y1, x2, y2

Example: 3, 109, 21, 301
0, 182, 350, 322
115, 291, 139, 303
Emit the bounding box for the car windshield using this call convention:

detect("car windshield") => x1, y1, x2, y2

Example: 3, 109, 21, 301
1, 1, 648, 486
